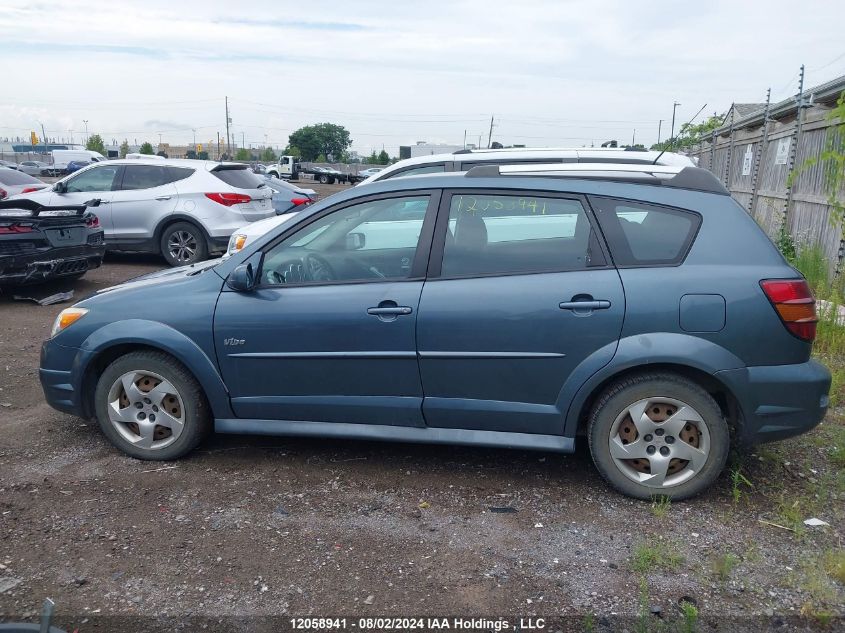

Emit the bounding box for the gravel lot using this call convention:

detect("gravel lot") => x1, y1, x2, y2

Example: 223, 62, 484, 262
0, 181, 842, 632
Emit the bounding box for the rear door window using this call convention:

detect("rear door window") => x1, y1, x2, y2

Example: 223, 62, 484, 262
383, 164, 446, 179
438, 192, 605, 277
590, 197, 701, 266
212, 167, 264, 189
119, 165, 173, 190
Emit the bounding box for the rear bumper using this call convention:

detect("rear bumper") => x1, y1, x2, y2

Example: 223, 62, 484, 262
716, 359, 831, 445
0, 244, 105, 286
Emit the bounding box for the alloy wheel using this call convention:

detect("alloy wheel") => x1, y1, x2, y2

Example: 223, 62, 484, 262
608, 397, 710, 488
167, 230, 197, 263
107, 370, 185, 450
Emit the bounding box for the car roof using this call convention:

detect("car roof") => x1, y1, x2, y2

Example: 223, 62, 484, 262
89, 158, 251, 172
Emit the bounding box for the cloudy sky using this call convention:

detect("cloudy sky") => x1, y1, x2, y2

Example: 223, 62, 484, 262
1, 0, 843, 155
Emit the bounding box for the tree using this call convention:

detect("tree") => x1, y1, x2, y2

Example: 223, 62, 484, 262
315, 153, 327, 164
283, 145, 301, 158
86, 134, 106, 154
261, 147, 276, 162
235, 148, 251, 161
650, 114, 724, 151
377, 150, 390, 165
367, 151, 379, 165
287, 123, 351, 162
139, 142, 154, 155
119, 140, 130, 158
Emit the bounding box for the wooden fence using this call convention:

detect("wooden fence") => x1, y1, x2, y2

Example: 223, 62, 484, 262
688, 105, 845, 272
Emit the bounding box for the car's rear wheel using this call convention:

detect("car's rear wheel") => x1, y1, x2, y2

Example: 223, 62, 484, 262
94, 351, 211, 460
318, 174, 329, 184
587, 373, 729, 500
160, 222, 208, 267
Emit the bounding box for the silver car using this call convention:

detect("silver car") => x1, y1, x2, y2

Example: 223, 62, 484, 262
0, 167, 50, 199
17, 160, 50, 176
13, 158, 275, 266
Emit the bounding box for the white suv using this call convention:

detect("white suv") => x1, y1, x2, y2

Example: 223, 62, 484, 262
14, 158, 275, 266
360, 147, 696, 185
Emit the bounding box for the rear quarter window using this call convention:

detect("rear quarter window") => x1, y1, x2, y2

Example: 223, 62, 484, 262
212, 167, 264, 189
590, 197, 701, 266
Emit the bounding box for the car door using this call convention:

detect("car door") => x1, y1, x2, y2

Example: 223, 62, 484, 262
416, 189, 625, 435
110, 164, 179, 246
214, 190, 440, 427
52, 164, 121, 226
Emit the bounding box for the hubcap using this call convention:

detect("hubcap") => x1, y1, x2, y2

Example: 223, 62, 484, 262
608, 397, 710, 488
167, 231, 197, 263
107, 370, 185, 450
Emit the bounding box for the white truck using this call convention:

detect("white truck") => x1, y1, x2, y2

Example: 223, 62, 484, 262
50, 149, 107, 173
266, 155, 301, 180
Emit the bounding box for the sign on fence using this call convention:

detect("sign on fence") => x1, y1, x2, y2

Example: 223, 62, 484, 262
742, 145, 753, 175
775, 138, 790, 165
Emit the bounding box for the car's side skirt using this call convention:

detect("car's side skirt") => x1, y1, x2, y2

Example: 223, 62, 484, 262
214, 418, 575, 453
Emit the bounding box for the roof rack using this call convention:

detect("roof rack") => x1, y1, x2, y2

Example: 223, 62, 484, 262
464, 163, 728, 195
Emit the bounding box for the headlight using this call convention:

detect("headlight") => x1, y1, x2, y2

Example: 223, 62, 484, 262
51, 307, 88, 337
227, 233, 247, 255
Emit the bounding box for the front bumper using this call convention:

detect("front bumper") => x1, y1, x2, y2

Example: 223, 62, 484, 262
40, 340, 86, 416
0, 243, 105, 286
716, 359, 831, 445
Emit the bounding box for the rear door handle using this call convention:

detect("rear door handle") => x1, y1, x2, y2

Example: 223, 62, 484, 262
559, 300, 611, 310
155, 195, 172, 201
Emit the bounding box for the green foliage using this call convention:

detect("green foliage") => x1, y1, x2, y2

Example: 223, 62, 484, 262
582, 613, 596, 633
650, 114, 725, 151
261, 147, 276, 162
790, 90, 845, 229
775, 228, 796, 261
288, 123, 352, 162
630, 541, 683, 573
730, 467, 753, 504
316, 153, 327, 163
284, 145, 301, 158
650, 496, 670, 518
377, 149, 390, 165
235, 148, 251, 161
712, 552, 740, 581
85, 134, 106, 154
119, 140, 130, 159
679, 599, 699, 633
139, 142, 154, 155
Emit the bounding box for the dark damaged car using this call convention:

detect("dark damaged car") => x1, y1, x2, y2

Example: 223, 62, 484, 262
0, 198, 106, 286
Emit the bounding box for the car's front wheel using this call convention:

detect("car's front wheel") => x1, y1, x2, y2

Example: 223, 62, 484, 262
94, 351, 211, 460
160, 222, 208, 266
588, 373, 730, 500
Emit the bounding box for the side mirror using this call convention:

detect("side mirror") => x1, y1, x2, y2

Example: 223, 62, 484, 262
54, 181, 67, 194
346, 232, 366, 250
227, 263, 256, 292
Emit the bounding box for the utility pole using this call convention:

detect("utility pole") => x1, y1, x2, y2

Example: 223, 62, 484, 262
487, 115, 495, 149
83, 120, 88, 144
669, 102, 681, 149
225, 96, 231, 158
463, 130, 467, 150
158, 132, 163, 147
192, 128, 197, 149
39, 122, 47, 156
632, 129, 636, 146
242, 131, 245, 151
657, 119, 663, 145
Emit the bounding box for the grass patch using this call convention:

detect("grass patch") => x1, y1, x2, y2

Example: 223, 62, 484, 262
712, 552, 740, 581
631, 541, 684, 574
679, 599, 699, 633
650, 495, 670, 519
798, 551, 844, 624
822, 549, 845, 585
730, 467, 753, 504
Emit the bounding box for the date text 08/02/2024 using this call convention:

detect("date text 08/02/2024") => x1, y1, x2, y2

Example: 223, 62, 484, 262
289, 617, 546, 631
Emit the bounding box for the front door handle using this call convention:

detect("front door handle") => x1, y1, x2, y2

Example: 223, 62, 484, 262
559, 300, 611, 310
367, 306, 413, 316
155, 195, 172, 201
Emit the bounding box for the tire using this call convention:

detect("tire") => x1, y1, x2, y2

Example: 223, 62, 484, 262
93, 350, 211, 460
318, 174, 329, 184
160, 221, 208, 267
587, 372, 730, 501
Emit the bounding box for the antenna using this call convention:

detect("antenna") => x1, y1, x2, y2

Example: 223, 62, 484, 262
653, 103, 707, 164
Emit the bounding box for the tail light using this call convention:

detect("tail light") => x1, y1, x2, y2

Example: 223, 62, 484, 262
85, 214, 101, 228
205, 192, 252, 207
291, 197, 311, 207
0, 188, 6, 200
20, 186, 46, 194
0, 223, 35, 234
760, 279, 817, 342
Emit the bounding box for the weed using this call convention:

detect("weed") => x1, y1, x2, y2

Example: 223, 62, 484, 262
822, 549, 845, 585
775, 496, 807, 536
712, 552, 740, 581
635, 578, 650, 633
631, 541, 684, 574
650, 496, 670, 519
730, 468, 753, 504
582, 612, 595, 633
678, 599, 699, 633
